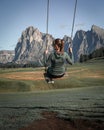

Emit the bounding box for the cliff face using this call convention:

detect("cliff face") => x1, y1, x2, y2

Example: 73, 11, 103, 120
13, 25, 104, 64
0, 25, 104, 64
0, 50, 14, 63
13, 26, 73, 65
73, 25, 104, 61
13, 26, 54, 65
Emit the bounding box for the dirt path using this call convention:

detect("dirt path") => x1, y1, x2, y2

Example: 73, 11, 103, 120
0, 71, 68, 81
19, 111, 104, 130
0, 69, 91, 81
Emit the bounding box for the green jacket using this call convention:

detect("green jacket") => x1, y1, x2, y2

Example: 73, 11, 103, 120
46, 51, 73, 76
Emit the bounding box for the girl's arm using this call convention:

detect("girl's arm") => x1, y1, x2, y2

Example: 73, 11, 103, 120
68, 47, 74, 63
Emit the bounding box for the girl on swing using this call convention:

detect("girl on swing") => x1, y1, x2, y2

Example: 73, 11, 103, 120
45, 38, 73, 83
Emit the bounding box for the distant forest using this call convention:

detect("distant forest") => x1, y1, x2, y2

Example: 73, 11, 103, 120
0, 62, 40, 68
79, 47, 104, 62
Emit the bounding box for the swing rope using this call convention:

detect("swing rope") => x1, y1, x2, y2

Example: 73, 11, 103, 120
44, 0, 49, 72
44, 0, 77, 70
46, 0, 49, 35
68, 0, 77, 64
69, 0, 77, 48
71, 0, 77, 40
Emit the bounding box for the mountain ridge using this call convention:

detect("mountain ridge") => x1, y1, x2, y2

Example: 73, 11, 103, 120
0, 25, 104, 64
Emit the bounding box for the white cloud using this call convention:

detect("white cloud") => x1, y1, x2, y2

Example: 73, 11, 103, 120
59, 24, 68, 29
75, 23, 85, 30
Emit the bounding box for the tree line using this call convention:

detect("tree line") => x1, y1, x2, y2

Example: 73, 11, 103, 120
79, 47, 104, 62
0, 62, 40, 68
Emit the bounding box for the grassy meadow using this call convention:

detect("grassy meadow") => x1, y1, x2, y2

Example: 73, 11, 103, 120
0, 59, 104, 130
0, 59, 104, 93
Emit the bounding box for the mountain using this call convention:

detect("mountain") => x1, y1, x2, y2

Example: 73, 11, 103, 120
13, 25, 104, 64
0, 50, 14, 63
13, 26, 73, 65
0, 25, 104, 65
73, 25, 104, 61
13, 26, 54, 66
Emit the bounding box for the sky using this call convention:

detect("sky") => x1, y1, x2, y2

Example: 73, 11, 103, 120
0, 0, 104, 50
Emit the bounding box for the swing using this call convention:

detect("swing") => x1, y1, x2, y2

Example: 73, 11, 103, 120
44, 0, 77, 83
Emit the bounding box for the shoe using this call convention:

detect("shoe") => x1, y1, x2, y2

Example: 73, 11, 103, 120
47, 80, 54, 84
51, 80, 54, 84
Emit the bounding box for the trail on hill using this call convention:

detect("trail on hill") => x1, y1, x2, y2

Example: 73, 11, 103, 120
0, 69, 89, 81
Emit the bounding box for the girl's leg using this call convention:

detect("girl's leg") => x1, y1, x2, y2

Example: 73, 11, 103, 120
46, 68, 54, 83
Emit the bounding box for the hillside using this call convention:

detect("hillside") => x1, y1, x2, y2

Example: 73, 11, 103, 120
0, 58, 104, 93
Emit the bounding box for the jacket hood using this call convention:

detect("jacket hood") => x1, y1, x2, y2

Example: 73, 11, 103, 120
54, 52, 64, 59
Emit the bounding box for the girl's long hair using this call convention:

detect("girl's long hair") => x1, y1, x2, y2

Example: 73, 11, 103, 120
53, 38, 64, 54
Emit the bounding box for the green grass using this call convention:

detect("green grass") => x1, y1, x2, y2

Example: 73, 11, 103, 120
0, 67, 43, 74
0, 59, 104, 93
0, 79, 31, 92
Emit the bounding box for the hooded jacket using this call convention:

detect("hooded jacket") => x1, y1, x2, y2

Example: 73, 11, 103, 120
46, 51, 73, 76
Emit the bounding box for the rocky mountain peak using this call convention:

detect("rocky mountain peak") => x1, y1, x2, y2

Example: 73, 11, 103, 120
91, 25, 104, 38
75, 30, 86, 39
73, 25, 104, 61
13, 26, 54, 65
1, 25, 103, 65
0, 50, 15, 63
21, 26, 42, 43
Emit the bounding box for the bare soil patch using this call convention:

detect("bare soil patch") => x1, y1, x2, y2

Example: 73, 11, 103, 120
0, 71, 45, 81
0, 71, 67, 81
19, 111, 104, 130
0, 68, 103, 81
